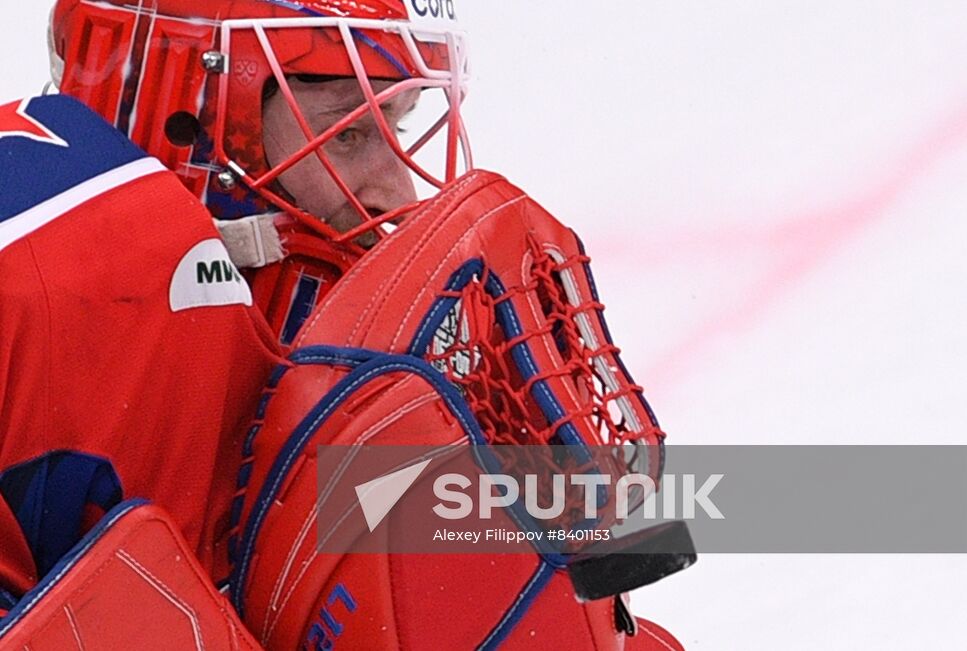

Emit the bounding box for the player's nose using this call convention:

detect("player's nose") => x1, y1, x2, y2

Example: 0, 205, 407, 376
356, 137, 418, 214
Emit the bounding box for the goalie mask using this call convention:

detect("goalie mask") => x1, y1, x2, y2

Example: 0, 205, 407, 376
50, 0, 471, 341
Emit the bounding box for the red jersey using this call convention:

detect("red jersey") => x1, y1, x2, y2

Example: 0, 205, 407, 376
0, 94, 284, 597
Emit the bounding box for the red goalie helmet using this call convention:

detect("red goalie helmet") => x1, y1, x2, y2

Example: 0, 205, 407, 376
49, 0, 471, 243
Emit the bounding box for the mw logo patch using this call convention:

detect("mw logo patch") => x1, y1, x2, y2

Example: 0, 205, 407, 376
170, 238, 252, 312
196, 259, 243, 285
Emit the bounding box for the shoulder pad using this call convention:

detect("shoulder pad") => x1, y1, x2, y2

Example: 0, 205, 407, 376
0, 94, 155, 229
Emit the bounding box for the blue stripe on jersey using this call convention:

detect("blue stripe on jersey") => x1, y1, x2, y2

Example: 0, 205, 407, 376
0, 95, 149, 221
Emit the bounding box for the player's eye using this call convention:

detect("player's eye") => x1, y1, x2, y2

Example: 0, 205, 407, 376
334, 128, 362, 146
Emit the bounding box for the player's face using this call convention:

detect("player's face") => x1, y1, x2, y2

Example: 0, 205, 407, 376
262, 78, 419, 241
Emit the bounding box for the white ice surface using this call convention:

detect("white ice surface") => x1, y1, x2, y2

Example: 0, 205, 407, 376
3, 2, 965, 649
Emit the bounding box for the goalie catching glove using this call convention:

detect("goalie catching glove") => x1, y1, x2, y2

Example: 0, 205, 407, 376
227, 170, 691, 650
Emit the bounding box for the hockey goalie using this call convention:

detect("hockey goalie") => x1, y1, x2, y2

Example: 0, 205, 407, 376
0, 1, 691, 649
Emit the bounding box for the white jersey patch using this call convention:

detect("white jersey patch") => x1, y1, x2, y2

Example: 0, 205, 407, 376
169, 238, 253, 312
404, 0, 460, 31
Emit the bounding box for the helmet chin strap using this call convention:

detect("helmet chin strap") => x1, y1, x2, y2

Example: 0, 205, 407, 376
214, 210, 365, 348
216, 213, 287, 269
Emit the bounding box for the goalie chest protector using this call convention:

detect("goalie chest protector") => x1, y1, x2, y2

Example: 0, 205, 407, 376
0, 94, 284, 582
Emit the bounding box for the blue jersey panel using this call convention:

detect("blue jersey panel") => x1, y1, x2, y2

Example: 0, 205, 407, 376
0, 95, 148, 221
